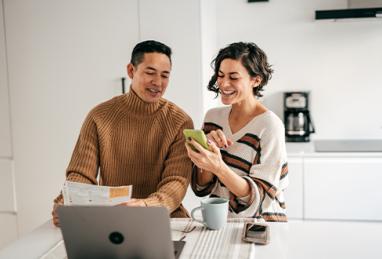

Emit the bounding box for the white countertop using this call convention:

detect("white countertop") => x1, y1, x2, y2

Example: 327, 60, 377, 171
286, 142, 382, 158
0, 220, 62, 259
1, 219, 382, 259
257, 220, 382, 259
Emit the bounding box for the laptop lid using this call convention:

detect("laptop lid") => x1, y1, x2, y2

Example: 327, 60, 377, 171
57, 206, 176, 259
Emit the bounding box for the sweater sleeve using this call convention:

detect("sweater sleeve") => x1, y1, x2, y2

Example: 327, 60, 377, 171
143, 118, 194, 213
190, 165, 218, 197
230, 117, 288, 217
53, 111, 100, 204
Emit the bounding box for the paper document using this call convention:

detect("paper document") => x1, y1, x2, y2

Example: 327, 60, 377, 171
62, 181, 132, 206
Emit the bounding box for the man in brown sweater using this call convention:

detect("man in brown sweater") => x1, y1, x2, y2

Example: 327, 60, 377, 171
52, 40, 194, 226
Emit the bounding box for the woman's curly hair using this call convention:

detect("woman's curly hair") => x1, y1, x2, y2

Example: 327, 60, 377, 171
208, 42, 273, 98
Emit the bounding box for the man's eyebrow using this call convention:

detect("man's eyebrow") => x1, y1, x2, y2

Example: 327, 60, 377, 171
145, 66, 170, 74
145, 66, 157, 71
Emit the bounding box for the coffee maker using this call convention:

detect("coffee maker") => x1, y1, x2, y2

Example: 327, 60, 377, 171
284, 92, 315, 142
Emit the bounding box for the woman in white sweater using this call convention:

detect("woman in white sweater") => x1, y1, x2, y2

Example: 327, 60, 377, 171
186, 42, 288, 222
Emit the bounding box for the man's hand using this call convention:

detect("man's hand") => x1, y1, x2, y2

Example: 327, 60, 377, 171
52, 200, 63, 227
118, 198, 147, 207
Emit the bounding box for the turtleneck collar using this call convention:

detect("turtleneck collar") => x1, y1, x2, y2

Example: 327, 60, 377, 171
123, 87, 164, 115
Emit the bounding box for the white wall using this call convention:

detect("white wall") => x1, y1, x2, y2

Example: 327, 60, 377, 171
138, 0, 204, 128
0, 0, 18, 249
216, 0, 382, 139
350, 0, 382, 8
0, 0, 12, 157
200, 0, 221, 116
4, 0, 139, 235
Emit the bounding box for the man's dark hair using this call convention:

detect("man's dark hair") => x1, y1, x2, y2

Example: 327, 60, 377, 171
130, 40, 172, 67
208, 42, 273, 98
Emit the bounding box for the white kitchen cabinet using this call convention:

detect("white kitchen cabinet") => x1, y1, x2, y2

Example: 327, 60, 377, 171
0, 213, 18, 249
0, 0, 12, 158
0, 159, 16, 212
304, 157, 382, 221
284, 157, 304, 219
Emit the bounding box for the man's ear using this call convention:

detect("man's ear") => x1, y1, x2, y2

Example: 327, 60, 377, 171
127, 63, 135, 79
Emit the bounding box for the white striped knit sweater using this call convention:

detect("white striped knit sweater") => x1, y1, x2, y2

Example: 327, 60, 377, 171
191, 107, 289, 222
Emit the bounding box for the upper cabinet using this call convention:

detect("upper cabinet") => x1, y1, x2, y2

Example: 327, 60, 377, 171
0, 0, 12, 157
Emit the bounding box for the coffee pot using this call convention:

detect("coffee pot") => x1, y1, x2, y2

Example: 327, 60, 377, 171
287, 112, 306, 135
284, 92, 315, 142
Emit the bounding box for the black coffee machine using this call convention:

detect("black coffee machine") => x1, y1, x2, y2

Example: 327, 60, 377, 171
284, 92, 315, 142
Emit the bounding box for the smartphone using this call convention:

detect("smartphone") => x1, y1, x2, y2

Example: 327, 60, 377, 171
183, 129, 209, 150
242, 222, 270, 245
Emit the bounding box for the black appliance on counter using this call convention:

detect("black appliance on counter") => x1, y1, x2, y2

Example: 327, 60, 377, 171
284, 92, 315, 142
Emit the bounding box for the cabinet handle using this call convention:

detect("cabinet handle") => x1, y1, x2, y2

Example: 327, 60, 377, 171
121, 77, 126, 94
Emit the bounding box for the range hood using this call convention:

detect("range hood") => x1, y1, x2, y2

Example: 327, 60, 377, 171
316, 0, 382, 20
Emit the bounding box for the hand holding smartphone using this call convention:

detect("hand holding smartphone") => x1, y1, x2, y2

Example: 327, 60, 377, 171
183, 129, 209, 151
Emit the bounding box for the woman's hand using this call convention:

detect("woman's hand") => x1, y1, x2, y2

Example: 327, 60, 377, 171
185, 138, 224, 176
207, 130, 233, 149
185, 137, 252, 199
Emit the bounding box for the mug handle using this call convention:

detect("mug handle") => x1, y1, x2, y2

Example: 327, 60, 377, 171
191, 206, 205, 225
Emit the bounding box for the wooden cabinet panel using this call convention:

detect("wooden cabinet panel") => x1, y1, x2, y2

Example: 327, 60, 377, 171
304, 157, 382, 221
284, 157, 304, 219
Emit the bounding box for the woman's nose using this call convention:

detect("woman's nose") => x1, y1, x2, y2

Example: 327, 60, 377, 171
219, 78, 230, 88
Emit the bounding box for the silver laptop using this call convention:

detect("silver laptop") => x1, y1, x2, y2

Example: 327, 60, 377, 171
57, 206, 185, 259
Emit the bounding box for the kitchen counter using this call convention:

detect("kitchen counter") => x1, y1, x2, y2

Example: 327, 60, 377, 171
1, 219, 382, 259
286, 142, 382, 158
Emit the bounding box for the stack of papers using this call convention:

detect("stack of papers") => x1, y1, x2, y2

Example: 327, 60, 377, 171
62, 181, 132, 206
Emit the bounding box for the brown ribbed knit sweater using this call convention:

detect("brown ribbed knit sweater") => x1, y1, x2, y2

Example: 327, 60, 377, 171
55, 89, 194, 217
